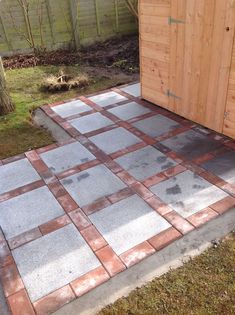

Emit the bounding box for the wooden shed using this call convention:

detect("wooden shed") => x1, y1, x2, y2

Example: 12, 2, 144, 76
139, 0, 235, 139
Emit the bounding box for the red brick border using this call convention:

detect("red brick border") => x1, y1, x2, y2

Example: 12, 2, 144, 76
33, 285, 75, 315
163, 211, 194, 235
70, 266, 109, 298
80, 226, 107, 252
8, 228, 42, 250
187, 208, 218, 227
148, 227, 182, 251
1, 81, 235, 315
210, 196, 235, 214
39, 215, 71, 235
8, 289, 35, 315
0, 180, 45, 203
96, 246, 126, 277
120, 241, 155, 268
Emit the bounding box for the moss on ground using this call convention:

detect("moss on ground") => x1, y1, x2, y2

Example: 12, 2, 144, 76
0, 65, 133, 159
98, 234, 235, 315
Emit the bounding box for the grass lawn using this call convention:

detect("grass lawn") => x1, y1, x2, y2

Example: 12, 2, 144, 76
99, 234, 235, 315
0, 65, 134, 159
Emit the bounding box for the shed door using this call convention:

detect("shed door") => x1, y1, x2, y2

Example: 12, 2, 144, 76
168, 0, 235, 132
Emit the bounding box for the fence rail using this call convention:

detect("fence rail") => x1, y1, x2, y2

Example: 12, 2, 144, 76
0, 0, 137, 56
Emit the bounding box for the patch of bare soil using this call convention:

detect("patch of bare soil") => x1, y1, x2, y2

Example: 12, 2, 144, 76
82, 65, 139, 85
3, 35, 139, 74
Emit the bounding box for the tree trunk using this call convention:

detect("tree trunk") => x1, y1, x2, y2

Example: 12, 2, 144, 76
0, 57, 14, 115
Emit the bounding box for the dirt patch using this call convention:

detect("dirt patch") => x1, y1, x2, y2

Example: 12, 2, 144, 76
81, 65, 139, 86
3, 35, 139, 74
41, 71, 90, 92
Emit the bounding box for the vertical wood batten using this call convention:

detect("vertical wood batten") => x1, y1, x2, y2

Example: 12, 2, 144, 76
175, 0, 186, 115
94, 0, 101, 36
70, 0, 80, 49
197, 0, 216, 125
205, 1, 227, 131
223, 1, 235, 139
181, 0, 195, 118
168, 0, 178, 112
45, 0, 55, 47
139, 0, 143, 98
214, 0, 235, 131
189, 0, 204, 122
114, 0, 119, 33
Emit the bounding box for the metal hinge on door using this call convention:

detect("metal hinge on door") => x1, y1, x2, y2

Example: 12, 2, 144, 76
224, 111, 229, 119
168, 16, 185, 25
166, 89, 182, 100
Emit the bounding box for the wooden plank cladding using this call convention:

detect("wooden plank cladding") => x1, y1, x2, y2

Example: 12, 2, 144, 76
139, 0, 235, 139
139, 0, 171, 109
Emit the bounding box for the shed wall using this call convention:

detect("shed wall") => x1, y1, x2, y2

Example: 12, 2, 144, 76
140, 0, 235, 139
140, 0, 170, 108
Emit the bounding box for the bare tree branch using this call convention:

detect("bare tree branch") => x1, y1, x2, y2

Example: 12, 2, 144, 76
125, 0, 138, 20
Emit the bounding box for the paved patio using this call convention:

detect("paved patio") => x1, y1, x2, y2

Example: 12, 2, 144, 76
1, 82, 235, 315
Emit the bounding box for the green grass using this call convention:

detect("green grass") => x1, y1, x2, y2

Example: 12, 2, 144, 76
99, 234, 235, 315
0, 65, 132, 159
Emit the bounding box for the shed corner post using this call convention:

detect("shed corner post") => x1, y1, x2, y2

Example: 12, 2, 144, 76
138, 0, 143, 99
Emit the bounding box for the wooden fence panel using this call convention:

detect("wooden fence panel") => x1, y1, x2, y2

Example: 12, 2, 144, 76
0, 0, 137, 56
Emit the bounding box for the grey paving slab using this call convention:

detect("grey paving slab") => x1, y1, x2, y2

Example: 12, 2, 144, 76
115, 146, 177, 181
40, 142, 95, 173
108, 101, 151, 121
161, 129, 222, 159
69, 112, 114, 134
121, 83, 140, 97
52, 100, 91, 118
13, 224, 100, 302
0, 186, 64, 239
133, 115, 180, 138
60, 164, 126, 207
88, 91, 127, 107
89, 195, 170, 255
150, 170, 227, 218
202, 150, 235, 185
0, 159, 40, 195
89, 127, 141, 154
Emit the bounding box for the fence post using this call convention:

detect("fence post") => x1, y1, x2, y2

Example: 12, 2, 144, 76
94, 0, 101, 36
69, 0, 80, 50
